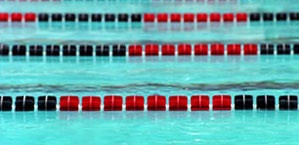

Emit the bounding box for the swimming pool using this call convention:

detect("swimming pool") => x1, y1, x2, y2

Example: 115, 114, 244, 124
2, 55, 299, 144
1, 0, 299, 145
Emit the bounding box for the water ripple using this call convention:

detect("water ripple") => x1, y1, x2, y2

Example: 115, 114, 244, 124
1, 81, 299, 93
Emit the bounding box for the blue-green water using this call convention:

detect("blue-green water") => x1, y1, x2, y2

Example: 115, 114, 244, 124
1, 0, 299, 145
1, 56, 299, 145
1, 56, 299, 96
1, 111, 299, 145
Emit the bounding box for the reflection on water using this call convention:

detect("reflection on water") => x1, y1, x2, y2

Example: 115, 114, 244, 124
1, 111, 299, 122
1, 21, 299, 44
3, 21, 243, 32
1, 55, 260, 63
0, 21, 298, 33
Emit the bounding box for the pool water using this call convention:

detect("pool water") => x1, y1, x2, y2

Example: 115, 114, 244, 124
1, 111, 299, 145
1, 0, 299, 145
2, 56, 299, 95
1, 56, 299, 144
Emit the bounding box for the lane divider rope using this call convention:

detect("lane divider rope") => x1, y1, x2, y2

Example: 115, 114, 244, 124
1, 44, 299, 56
0, 12, 298, 23
0, 95, 297, 111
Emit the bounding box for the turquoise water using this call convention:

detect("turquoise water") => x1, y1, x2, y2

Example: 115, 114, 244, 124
1, 111, 299, 145
2, 56, 299, 96
1, 0, 299, 145
1, 56, 299, 145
